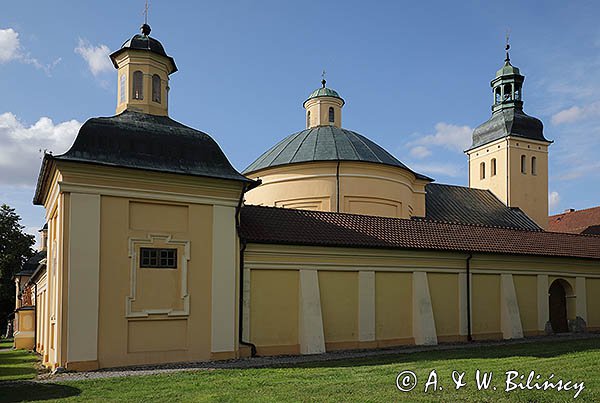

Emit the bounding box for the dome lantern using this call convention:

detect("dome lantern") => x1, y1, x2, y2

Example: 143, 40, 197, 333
303, 74, 345, 129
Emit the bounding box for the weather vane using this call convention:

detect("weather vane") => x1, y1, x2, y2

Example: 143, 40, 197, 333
143, 0, 150, 25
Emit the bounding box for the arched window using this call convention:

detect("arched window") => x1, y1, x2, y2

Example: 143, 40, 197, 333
152, 74, 161, 103
521, 155, 527, 174
495, 88, 501, 104
531, 156, 537, 175
329, 107, 335, 123
119, 74, 126, 103
307, 111, 311, 127
503, 84, 512, 101
491, 158, 497, 176
480, 162, 486, 180
133, 71, 143, 100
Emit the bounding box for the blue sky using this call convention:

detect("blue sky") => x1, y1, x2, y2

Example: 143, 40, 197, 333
2, 1, 600, 238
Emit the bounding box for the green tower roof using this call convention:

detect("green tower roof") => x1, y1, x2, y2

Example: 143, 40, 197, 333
496, 60, 520, 77
303, 79, 345, 106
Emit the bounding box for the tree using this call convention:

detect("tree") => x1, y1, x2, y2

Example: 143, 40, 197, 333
0, 204, 35, 335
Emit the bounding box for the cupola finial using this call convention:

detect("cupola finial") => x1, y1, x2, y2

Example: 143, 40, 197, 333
505, 29, 511, 63
321, 69, 326, 88
141, 0, 151, 36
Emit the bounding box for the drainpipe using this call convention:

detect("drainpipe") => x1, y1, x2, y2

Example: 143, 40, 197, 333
466, 254, 473, 342
235, 180, 260, 357
336, 160, 341, 212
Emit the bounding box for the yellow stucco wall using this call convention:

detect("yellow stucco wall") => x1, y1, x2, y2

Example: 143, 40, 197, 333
587, 279, 600, 330
375, 272, 412, 342
471, 274, 501, 338
245, 161, 428, 218
428, 273, 459, 338
318, 271, 358, 346
513, 275, 538, 334
250, 270, 299, 352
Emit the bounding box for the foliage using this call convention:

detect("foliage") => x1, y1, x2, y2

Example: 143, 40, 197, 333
0, 338, 599, 402
0, 204, 35, 335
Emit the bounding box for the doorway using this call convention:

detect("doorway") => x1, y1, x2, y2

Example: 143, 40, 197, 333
549, 280, 569, 333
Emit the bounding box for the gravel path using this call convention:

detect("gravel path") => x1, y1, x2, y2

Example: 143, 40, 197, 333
26, 332, 600, 383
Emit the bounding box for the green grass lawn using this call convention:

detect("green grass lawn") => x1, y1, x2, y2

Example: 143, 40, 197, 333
0, 340, 38, 382
0, 338, 14, 350
0, 338, 599, 402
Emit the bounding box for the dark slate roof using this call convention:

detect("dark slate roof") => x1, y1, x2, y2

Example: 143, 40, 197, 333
16, 251, 46, 277
109, 27, 177, 72
548, 206, 600, 235
469, 108, 550, 150
243, 126, 431, 180
240, 205, 600, 260
34, 111, 249, 204
422, 183, 540, 230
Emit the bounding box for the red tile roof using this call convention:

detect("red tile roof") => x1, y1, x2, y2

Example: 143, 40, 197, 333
240, 205, 600, 260
548, 206, 600, 235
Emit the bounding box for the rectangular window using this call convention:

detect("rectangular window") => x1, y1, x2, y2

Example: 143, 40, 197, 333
140, 247, 177, 269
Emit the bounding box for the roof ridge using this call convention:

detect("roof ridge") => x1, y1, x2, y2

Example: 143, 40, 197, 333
549, 205, 600, 218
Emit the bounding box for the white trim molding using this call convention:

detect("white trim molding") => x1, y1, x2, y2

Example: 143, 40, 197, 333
127, 234, 191, 318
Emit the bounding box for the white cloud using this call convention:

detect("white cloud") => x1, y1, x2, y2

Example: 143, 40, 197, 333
75, 39, 112, 76
409, 145, 431, 159
0, 28, 20, 63
0, 27, 61, 75
409, 122, 473, 152
0, 112, 81, 186
548, 191, 561, 211
551, 101, 600, 125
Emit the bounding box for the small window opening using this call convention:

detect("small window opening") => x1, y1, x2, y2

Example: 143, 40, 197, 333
531, 156, 537, 175
491, 158, 497, 176
307, 111, 311, 127
514, 85, 521, 101
521, 155, 527, 174
152, 74, 161, 103
133, 71, 144, 100
480, 162, 486, 180
495, 88, 501, 104
328, 107, 335, 123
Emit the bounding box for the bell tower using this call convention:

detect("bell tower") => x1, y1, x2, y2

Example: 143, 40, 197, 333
303, 75, 345, 128
466, 43, 552, 229
109, 23, 177, 116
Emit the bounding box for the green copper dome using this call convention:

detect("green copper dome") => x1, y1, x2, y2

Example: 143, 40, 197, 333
243, 126, 430, 180
303, 80, 345, 106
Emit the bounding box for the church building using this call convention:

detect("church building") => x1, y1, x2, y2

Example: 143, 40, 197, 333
13, 24, 600, 371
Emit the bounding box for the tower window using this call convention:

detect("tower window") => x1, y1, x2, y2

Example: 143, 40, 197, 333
329, 107, 335, 123
152, 74, 161, 103
495, 88, 501, 105
521, 155, 527, 174
514, 85, 521, 101
119, 74, 126, 103
491, 158, 497, 176
531, 156, 537, 175
480, 162, 486, 180
503, 84, 512, 101
133, 71, 144, 100
307, 111, 311, 127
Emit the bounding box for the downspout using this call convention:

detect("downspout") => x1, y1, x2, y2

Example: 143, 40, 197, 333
235, 180, 260, 357
336, 160, 341, 212
33, 283, 37, 352
466, 254, 473, 342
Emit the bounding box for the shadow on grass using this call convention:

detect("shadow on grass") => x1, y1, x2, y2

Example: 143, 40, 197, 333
267, 337, 600, 369
0, 381, 81, 402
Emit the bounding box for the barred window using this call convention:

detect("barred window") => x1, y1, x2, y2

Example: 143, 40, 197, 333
140, 247, 177, 269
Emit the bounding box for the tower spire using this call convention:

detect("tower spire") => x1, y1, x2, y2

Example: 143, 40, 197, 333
141, 0, 151, 36
321, 69, 326, 88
